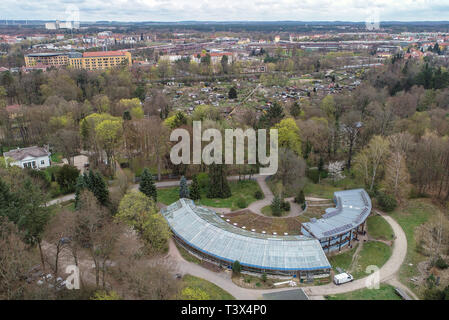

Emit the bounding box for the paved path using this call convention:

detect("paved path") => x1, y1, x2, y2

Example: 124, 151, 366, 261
47, 174, 256, 206
47, 172, 412, 299
168, 210, 411, 300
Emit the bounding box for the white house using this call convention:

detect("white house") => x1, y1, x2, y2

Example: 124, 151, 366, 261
3, 146, 51, 169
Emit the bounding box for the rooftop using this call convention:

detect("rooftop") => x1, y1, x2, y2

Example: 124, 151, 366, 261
4, 146, 50, 161
302, 189, 372, 240
161, 199, 330, 271
82, 51, 128, 58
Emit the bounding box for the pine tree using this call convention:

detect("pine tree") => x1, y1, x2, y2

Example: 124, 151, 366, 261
271, 194, 282, 216
189, 175, 201, 200
228, 87, 237, 99
139, 168, 157, 202
0, 177, 13, 221
179, 176, 189, 199
207, 164, 231, 199
74, 175, 85, 210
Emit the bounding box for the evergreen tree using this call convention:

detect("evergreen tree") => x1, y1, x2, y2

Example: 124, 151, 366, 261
74, 175, 85, 210
179, 176, 189, 199
189, 175, 201, 200
295, 190, 305, 205
232, 260, 241, 275
290, 101, 301, 118
228, 87, 237, 99
123, 110, 132, 120
271, 194, 282, 216
139, 168, 157, 202
0, 177, 14, 221
207, 164, 231, 199
93, 172, 109, 206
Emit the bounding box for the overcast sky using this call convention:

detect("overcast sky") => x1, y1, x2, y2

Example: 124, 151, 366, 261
0, 0, 448, 22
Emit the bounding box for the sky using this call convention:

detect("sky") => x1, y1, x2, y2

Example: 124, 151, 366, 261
0, 0, 448, 22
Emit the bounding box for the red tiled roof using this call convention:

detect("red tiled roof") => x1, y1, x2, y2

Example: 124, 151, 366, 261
82, 51, 128, 58
198, 52, 232, 57
6, 104, 20, 113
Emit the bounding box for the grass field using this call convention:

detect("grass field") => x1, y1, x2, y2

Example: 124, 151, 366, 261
389, 198, 436, 295
181, 274, 235, 300
326, 284, 401, 300
327, 244, 358, 273
261, 205, 289, 217
351, 241, 392, 279
367, 215, 394, 241
175, 242, 202, 265
303, 177, 363, 199
158, 180, 262, 210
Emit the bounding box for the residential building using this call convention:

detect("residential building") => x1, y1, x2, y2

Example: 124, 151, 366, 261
24, 51, 132, 70
24, 52, 81, 68
4, 146, 51, 169
69, 51, 132, 70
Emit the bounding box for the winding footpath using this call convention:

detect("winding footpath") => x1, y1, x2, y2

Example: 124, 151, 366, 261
167, 178, 413, 300
47, 174, 414, 299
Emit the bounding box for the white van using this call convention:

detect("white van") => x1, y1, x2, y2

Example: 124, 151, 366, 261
333, 272, 354, 285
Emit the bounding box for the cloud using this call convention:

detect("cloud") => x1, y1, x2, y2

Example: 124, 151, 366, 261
0, 0, 447, 21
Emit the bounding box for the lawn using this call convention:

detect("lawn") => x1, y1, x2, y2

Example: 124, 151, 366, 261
326, 284, 401, 300
158, 180, 262, 210
302, 177, 363, 199
327, 244, 358, 273
181, 274, 235, 300
389, 199, 436, 294
351, 241, 392, 279
261, 205, 289, 217
367, 215, 394, 241
175, 242, 202, 265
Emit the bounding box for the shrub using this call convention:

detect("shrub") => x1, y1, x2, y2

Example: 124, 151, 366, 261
294, 190, 305, 204
55, 165, 80, 194
26, 168, 51, 189
281, 201, 291, 211
236, 197, 247, 209
261, 273, 267, 283
376, 191, 397, 212
254, 190, 264, 199
434, 256, 449, 269
197, 172, 209, 189
232, 260, 241, 275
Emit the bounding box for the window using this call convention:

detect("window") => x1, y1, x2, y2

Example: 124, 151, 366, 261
41, 160, 45, 165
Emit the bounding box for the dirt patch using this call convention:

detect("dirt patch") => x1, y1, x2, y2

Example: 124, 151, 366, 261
223, 211, 303, 235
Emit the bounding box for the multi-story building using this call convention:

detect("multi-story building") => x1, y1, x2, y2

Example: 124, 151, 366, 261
24, 51, 132, 70
24, 52, 81, 67
69, 51, 132, 70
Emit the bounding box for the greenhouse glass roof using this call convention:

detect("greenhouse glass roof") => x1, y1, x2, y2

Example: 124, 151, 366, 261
302, 189, 372, 240
161, 199, 331, 271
